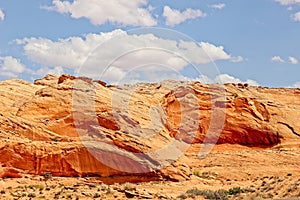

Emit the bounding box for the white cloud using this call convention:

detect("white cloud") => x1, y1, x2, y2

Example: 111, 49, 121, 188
198, 42, 231, 60
293, 81, 300, 87
197, 74, 259, 86
271, 56, 285, 63
210, 3, 226, 10
0, 56, 26, 78
230, 56, 244, 63
271, 56, 298, 64
244, 79, 260, 86
111, 70, 259, 86
109, 66, 190, 85
16, 29, 239, 82
101, 66, 126, 83
288, 56, 298, 64
163, 6, 206, 26
274, 0, 300, 21
43, 0, 157, 27
215, 74, 241, 84
274, 0, 300, 5
0, 8, 4, 21
35, 66, 65, 76
291, 12, 300, 21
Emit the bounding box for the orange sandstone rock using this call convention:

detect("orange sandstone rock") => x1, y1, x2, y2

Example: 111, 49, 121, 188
0, 75, 299, 181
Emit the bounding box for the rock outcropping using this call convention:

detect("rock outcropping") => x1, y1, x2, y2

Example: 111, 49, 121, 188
0, 74, 299, 181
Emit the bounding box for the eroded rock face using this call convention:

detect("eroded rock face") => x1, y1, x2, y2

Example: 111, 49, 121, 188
0, 74, 300, 181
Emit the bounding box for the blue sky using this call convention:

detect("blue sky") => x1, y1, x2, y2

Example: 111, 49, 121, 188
0, 0, 300, 87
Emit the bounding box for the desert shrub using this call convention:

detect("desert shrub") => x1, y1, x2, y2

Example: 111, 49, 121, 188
193, 171, 202, 177
177, 188, 229, 200
42, 172, 52, 179
228, 187, 244, 195
193, 171, 218, 179
150, 181, 160, 185
177, 186, 247, 200
51, 137, 60, 142
34, 184, 45, 191
28, 193, 36, 198
201, 190, 228, 200
176, 193, 188, 199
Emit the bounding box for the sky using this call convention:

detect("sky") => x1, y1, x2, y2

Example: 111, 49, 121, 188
0, 0, 300, 87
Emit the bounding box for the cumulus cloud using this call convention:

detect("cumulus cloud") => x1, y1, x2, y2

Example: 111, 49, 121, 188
43, 0, 157, 27
274, 0, 300, 21
274, 0, 300, 5
230, 56, 244, 63
108, 66, 190, 85
271, 56, 285, 63
0, 56, 26, 78
16, 29, 239, 82
0, 8, 4, 21
163, 6, 206, 26
111, 71, 259, 86
288, 56, 298, 64
197, 74, 259, 86
210, 3, 226, 10
271, 55, 298, 64
291, 12, 300, 21
101, 66, 127, 83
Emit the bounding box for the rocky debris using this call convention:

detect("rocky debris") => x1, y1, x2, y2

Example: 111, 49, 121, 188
0, 74, 300, 181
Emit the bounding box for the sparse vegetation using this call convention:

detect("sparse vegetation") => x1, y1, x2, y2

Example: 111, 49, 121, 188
177, 188, 229, 200
193, 171, 218, 179
228, 187, 244, 195
150, 181, 160, 185
33, 184, 45, 191
177, 187, 246, 200
2, 174, 300, 199
193, 170, 202, 177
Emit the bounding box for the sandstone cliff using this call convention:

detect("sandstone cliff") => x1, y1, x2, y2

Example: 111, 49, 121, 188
0, 74, 299, 181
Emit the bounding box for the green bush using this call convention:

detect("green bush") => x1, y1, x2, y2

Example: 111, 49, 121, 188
228, 187, 244, 195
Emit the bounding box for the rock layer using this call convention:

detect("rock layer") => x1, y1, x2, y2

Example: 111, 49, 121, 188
0, 75, 300, 181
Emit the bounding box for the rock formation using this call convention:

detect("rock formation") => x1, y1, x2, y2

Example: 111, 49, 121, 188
0, 74, 299, 181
